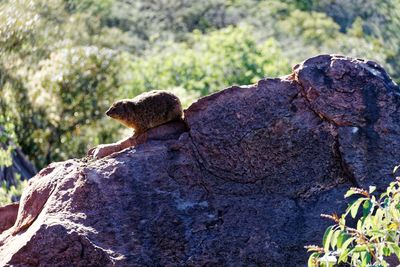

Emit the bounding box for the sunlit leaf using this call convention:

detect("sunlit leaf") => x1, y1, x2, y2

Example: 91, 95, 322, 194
369, 185, 376, 194
323, 226, 334, 253
363, 199, 372, 218
351, 245, 368, 253
338, 248, 350, 263
308, 252, 320, 267
383, 246, 391, 256
361, 251, 371, 267
350, 198, 366, 218
341, 237, 355, 252
344, 189, 357, 198
393, 165, 400, 175
389, 243, 400, 258
336, 231, 349, 249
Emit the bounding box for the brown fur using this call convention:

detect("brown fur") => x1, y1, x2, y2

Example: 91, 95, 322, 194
105, 90, 183, 135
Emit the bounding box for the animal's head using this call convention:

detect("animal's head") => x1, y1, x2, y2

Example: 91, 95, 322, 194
106, 100, 126, 119
106, 100, 136, 128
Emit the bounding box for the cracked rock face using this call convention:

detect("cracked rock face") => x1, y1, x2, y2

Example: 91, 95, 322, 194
1, 54, 399, 266
295, 55, 400, 189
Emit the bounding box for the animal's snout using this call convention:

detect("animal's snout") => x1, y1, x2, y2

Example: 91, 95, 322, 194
105, 107, 113, 116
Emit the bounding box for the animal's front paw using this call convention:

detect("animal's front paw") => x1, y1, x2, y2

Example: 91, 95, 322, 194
87, 144, 120, 159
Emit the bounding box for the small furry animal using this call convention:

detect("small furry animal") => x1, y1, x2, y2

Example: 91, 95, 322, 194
106, 90, 183, 134
88, 90, 183, 159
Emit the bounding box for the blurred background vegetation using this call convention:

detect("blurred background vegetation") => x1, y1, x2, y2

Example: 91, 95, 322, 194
0, 0, 399, 203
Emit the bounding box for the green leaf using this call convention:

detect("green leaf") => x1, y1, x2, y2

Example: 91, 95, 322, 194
308, 252, 320, 267
351, 252, 360, 266
351, 245, 368, 253
361, 251, 371, 266
369, 230, 386, 241
357, 218, 364, 230
336, 231, 349, 249
383, 246, 391, 256
393, 165, 400, 175
362, 199, 372, 218
389, 243, 400, 258
345, 189, 357, 198
331, 229, 341, 249
350, 198, 366, 218
338, 248, 350, 263
341, 237, 355, 252
339, 217, 346, 230
323, 226, 334, 252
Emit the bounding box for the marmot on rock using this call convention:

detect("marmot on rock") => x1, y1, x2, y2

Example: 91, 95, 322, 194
88, 90, 183, 159
106, 90, 183, 134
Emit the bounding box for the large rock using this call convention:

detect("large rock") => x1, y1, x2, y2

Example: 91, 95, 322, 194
1, 55, 399, 266
294, 55, 400, 189
0, 203, 19, 234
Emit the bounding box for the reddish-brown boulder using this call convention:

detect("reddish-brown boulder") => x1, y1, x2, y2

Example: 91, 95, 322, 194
294, 55, 400, 189
0, 203, 19, 234
0, 55, 399, 266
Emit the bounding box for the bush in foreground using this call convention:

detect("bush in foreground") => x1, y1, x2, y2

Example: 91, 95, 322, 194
306, 166, 400, 267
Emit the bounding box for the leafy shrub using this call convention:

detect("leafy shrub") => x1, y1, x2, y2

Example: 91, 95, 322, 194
24, 46, 126, 166
306, 166, 400, 267
0, 114, 26, 206
0, 175, 27, 205
278, 10, 340, 46
0, 114, 17, 168
126, 25, 291, 97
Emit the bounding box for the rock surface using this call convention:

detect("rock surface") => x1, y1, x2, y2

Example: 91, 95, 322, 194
1, 54, 400, 266
0, 203, 19, 234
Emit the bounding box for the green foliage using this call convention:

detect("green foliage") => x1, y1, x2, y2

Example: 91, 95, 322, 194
127, 26, 290, 97
277, 0, 400, 82
0, 146, 13, 168
0, 0, 40, 53
278, 10, 340, 46
0, 0, 139, 167
105, 0, 248, 50
0, 114, 26, 205
306, 167, 400, 266
0, 175, 27, 206
26, 46, 126, 165
65, 0, 113, 15
0, 114, 17, 168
